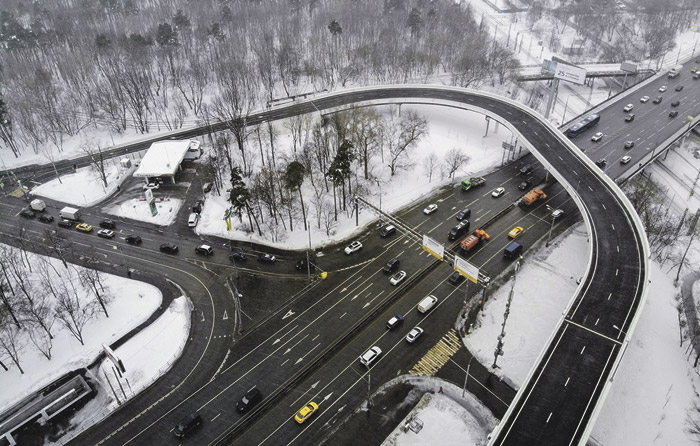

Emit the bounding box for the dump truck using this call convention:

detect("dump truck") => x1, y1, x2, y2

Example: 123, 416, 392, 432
460, 229, 490, 252
519, 189, 547, 207
59, 206, 81, 221
461, 177, 486, 191
668, 64, 683, 78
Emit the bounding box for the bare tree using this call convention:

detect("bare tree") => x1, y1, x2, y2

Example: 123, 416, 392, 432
79, 266, 110, 318
0, 321, 25, 374
82, 142, 109, 189
55, 267, 97, 346
442, 148, 469, 180
384, 110, 428, 176
422, 153, 438, 183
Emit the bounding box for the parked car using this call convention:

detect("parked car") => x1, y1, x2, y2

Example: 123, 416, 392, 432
236, 388, 262, 413
669, 110, 679, 118
188, 212, 200, 227
448, 271, 465, 285
623, 103, 634, 112
423, 203, 438, 215
19, 209, 35, 218
359, 346, 382, 367
229, 251, 247, 262
257, 253, 276, 263
405, 327, 424, 343
195, 245, 213, 256
173, 412, 202, 438
38, 214, 54, 223
192, 200, 203, 214
380, 225, 396, 237
491, 187, 505, 198
160, 243, 179, 254
591, 132, 604, 142
344, 241, 363, 255
389, 270, 407, 286
58, 219, 74, 228
294, 402, 319, 424
125, 234, 142, 244
640, 96, 650, 103
76, 223, 93, 233
624, 141, 635, 149
624, 113, 635, 122
620, 155, 632, 164
97, 229, 115, 238
99, 219, 116, 229
386, 314, 404, 330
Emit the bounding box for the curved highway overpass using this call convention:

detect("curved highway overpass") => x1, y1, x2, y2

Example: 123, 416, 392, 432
3, 86, 648, 445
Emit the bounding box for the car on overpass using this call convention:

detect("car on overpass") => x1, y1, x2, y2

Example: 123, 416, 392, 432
640, 95, 649, 103
623, 103, 633, 112
624, 113, 635, 122
591, 132, 604, 142
624, 141, 635, 149
621, 155, 632, 164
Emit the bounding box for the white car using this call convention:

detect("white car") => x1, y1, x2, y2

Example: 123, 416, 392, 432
640, 96, 650, 103
623, 103, 634, 112
491, 187, 505, 198
188, 212, 199, 227
390, 270, 407, 286
97, 229, 114, 238
142, 182, 160, 191
551, 209, 565, 219
360, 346, 382, 367
423, 204, 438, 215
620, 155, 632, 164
344, 240, 363, 255
659, 85, 667, 92
591, 132, 603, 142
406, 327, 424, 343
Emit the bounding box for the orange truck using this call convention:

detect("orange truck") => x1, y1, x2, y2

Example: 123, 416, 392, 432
519, 189, 547, 207
460, 229, 490, 252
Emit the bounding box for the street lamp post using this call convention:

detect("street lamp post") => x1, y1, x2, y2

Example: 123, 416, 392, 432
462, 356, 474, 398
545, 205, 556, 247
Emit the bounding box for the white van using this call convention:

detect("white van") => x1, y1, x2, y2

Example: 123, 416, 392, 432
417, 295, 438, 313
188, 213, 199, 227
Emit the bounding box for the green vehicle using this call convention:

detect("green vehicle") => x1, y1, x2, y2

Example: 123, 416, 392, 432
461, 177, 486, 191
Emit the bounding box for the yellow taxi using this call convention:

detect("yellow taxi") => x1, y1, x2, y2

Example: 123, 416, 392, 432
294, 402, 318, 424
508, 226, 524, 239
75, 223, 93, 233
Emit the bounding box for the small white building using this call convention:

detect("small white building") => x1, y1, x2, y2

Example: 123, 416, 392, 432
133, 140, 201, 184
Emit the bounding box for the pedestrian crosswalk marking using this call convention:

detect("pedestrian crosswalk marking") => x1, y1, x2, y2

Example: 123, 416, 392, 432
410, 329, 462, 376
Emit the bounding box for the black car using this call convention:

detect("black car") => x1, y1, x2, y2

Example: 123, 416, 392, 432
675, 85, 684, 91
595, 159, 607, 167
653, 96, 663, 104
456, 208, 471, 221
671, 100, 680, 107
192, 200, 203, 214
38, 214, 54, 223
257, 253, 276, 263
229, 251, 247, 262
386, 314, 404, 330
160, 243, 179, 254
125, 234, 142, 244
383, 258, 400, 274
448, 271, 465, 285
447, 221, 470, 241
295, 257, 316, 272
19, 209, 35, 218
236, 388, 262, 413
624, 113, 635, 122
58, 219, 74, 228
173, 411, 202, 438
519, 165, 532, 174
624, 141, 635, 149
518, 180, 531, 190
99, 219, 116, 229
670, 110, 679, 118
380, 225, 396, 237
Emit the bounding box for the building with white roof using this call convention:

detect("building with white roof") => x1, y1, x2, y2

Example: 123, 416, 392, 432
133, 140, 201, 183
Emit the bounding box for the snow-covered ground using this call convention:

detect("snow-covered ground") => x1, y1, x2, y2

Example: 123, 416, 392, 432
0, 255, 163, 410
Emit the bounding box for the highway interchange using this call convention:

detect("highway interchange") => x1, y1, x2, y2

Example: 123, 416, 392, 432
3, 67, 700, 444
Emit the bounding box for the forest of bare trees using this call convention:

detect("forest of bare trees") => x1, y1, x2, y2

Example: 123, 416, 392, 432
0, 243, 110, 374
0, 0, 521, 160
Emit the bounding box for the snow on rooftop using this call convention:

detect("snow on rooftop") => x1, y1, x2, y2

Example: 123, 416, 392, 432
133, 140, 195, 178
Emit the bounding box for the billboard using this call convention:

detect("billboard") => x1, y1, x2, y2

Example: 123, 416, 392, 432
620, 62, 638, 73
422, 235, 444, 261
454, 256, 480, 284
554, 63, 587, 85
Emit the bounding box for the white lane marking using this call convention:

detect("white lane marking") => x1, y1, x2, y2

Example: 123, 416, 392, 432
565, 377, 570, 387
546, 412, 552, 423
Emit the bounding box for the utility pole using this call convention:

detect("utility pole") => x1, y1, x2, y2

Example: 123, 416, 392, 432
493, 261, 520, 369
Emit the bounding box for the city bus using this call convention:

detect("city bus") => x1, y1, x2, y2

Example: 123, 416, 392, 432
565, 113, 600, 138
